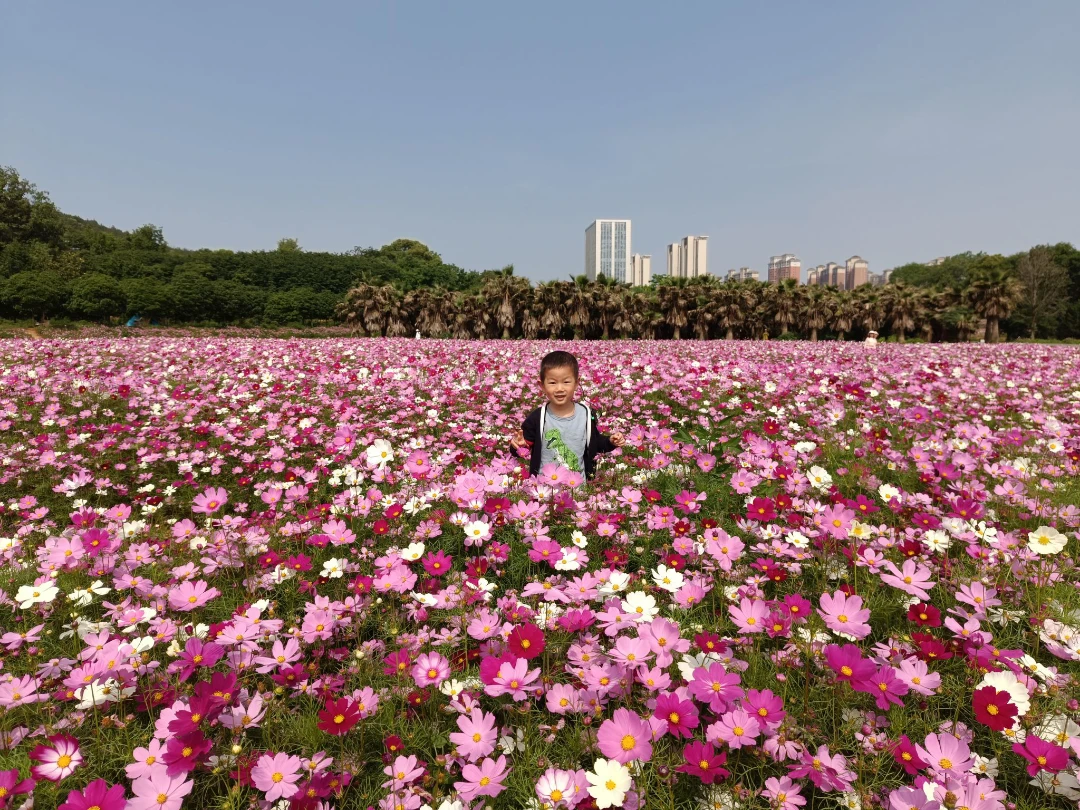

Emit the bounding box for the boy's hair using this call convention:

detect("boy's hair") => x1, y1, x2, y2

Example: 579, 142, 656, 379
539, 351, 579, 382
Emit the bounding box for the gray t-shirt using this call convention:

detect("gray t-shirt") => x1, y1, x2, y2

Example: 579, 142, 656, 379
539, 404, 588, 472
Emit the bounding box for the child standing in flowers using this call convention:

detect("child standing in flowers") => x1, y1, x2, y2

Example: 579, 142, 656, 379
510, 350, 624, 481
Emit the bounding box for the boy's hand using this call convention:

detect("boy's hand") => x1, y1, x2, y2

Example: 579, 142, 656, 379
510, 431, 528, 450
610, 432, 625, 447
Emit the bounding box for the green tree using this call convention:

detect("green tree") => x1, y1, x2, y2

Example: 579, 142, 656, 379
1014, 246, 1069, 339
0, 167, 64, 248
276, 237, 301, 253
967, 267, 1022, 343
120, 276, 173, 321
168, 270, 219, 322
69, 273, 126, 321
0, 271, 70, 321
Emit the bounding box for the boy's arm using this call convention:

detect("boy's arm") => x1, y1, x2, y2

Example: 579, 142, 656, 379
512, 409, 540, 454
590, 411, 618, 454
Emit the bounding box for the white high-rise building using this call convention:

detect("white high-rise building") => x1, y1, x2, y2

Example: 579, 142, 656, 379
667, 235, 709, 278
768, 254, 801, 284
585, 220, 631, 282
630, 254, 651, 286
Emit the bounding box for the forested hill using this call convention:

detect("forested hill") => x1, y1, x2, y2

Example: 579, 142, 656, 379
0, 166, 495, 324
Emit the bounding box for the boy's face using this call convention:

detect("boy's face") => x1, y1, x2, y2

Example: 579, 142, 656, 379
541, 366, 578, 407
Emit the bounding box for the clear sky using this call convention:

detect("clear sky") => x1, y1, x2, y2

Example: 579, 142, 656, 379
4, 1, 1079, 282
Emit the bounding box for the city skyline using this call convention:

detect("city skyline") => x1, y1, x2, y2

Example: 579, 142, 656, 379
3, 3, 1077, 282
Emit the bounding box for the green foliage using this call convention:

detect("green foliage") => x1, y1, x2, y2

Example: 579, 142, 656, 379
263, 287, 338, 325
119, 276, 172, 320
0, 270, 71, 320
69, 272, 126, 321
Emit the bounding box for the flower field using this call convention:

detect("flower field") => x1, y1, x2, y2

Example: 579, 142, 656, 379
1, 337, 1079, 810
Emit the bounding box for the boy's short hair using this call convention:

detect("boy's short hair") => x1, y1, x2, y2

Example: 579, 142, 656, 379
539, 351, 579, 382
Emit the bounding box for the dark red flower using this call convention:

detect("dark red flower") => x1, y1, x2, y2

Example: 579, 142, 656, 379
317, 697, 360, 735
507, 623, 545, 660
907, 603, 942, 627
972, 686, 1017, 731
746, 497, 777, 522
891, 734, 928, 775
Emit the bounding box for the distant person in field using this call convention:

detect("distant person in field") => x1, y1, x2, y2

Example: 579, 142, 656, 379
864, 330, 879, 347
510, 351, 624, 481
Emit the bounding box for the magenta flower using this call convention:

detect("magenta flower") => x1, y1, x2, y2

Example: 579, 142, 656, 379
597, 708, 654, 763
411, 651, 451, 688
676, 740, 729, 783
449, 708, 498, 762
251, 752, 303, 802
58, 778, 126, 810
454, 754, 510, 802
653, 692, 700, 739
818, 590, 871, 640
0, 769, 35, 806
787, 744, 855, 791
744, 689, 786, 729
191, 486, 228, 514
824, 643, 875, 685
29, 734, 82, 782
126, 772, 193, 810
1012, 736, 1070, 776
859, 665, 910, 710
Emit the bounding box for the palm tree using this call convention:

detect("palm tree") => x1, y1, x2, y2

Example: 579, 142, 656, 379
534, 281, 567, 338
592, 275, 625, 339
800, 286, 834, 341
335, 283, 396, 336
452, 293, 493, 339
565, 276, 594, 339
766, 279, 801, 337
967, 267, 1022, 343
854, 287, 885, 335
657, 278, 693, 339
882, 283, 924, 343
482, 265, 530, 339
830, 293, 859, 340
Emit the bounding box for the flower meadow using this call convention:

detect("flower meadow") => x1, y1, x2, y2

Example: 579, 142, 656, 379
0, 338, 1079, 810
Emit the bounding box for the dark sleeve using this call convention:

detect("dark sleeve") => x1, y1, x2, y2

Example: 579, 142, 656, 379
521, 409, 540, 446
590, 410, 617, 454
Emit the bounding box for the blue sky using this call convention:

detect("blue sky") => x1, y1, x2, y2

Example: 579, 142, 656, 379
3, 2, 1078, 281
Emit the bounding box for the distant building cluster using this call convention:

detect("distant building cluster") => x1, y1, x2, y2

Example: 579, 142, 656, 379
667, 235, 709, 279
583, 219, 888, 288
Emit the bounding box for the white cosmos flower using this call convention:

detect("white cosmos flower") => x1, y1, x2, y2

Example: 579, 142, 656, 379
651, 565, 685, 593
598, 571, 631, 596
621, 591, 658, 622
402, 542, 425, 562
571, 530, 589, 549
554, 548, 582, 572
586, 758, 631, 809
15, 582, 58, 609
462, 521, 490, 543
923, 529, 951, 552
878, 484, 900, 503
410, 592, 437, 607
365, 439, 394, 469
807, 465, 832, 490
1028, 526, 1068, 555
320, 558, 345, 579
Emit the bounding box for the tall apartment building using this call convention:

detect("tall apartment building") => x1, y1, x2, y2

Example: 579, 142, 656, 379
585, 220, 631, 282
668, 235, 709, 278
806, 267, 819, 286
768, 254, 801, 283
629, 254, 651, 287
726, 267, 760, 282
845, 255, 869, 289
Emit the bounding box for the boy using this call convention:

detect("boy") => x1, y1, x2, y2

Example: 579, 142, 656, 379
510, 350, 625, 481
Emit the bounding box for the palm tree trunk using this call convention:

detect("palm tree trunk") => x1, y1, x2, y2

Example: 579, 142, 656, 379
985, 317, 998, 343
897, 330, 905, 344
838, 331, 846, 341
725, 327, 733, 340
502, 327, 511, 339
810, 327, 818, 342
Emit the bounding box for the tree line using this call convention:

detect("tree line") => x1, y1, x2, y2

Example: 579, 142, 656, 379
3, 166, 1078, 340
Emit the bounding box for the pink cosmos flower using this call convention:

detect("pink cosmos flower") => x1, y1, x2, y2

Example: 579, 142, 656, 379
596, 708, 654, 764
744, 689, 786, 730
688, 662, 744, 713
191, 486, 228, 515
251, 752, 303, 802
916, 733, 974, 779
168, 579, 221, 612
411, 651, 451, 688
729, 597, 768, 633
382, 754, 426, 790
894, 657, 941, 696
486, 658, 541, 701
707, 708, 760, 749
0, 769, 35, 807
29, 734, 82, 782
879, 559, 935, 601
1012, 736, 1070, 776
448, 708, 498, 761
455, 754, 510, 802
126, 772, 193, 810
126, 739, 166, 780
818, 591, 871, 640
639, 617, 690, 668
762, 775, 806, 810
536, 767, 579, 807
58, 778, 126, 810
